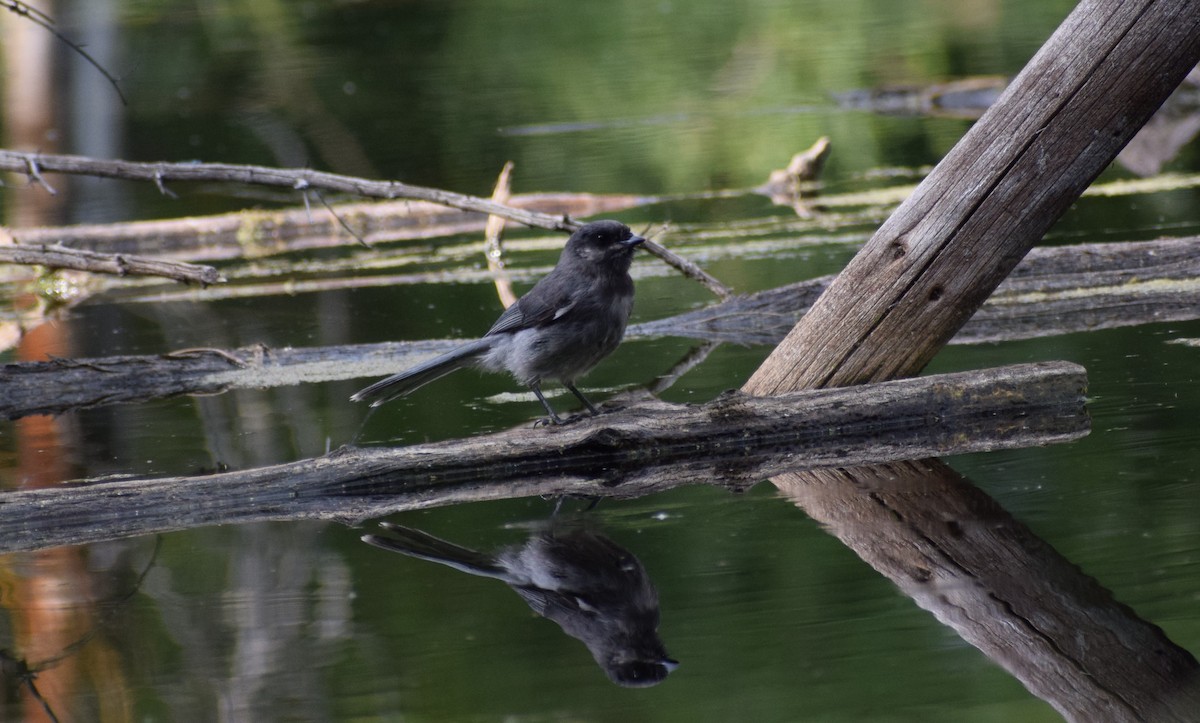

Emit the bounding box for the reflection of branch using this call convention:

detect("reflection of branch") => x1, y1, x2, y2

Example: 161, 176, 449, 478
0, 362, 1088, 552
777, 459, 1200, 720
0, 150, 729, 297
485, 162, 518, 308
644, 341, 720, 396
0, 242, 223, 285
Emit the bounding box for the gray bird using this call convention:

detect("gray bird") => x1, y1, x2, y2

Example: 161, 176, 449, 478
351, 220, 644, 423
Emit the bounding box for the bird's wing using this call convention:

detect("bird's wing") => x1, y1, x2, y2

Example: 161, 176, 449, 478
485, 276, 578, 337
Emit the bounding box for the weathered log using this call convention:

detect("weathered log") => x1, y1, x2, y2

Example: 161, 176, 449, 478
744, 0, 1200, 394
740, 3, 1200, 719
0, 237, 1192, 420
640, 236, 1200, 345
0, 361, 1087, 552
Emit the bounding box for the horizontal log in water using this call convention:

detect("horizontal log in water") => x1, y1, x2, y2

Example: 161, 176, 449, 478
0, 361, 1087, 552
0, 238, 1192, 420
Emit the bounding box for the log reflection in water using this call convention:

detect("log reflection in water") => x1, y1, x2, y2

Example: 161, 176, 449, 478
777, 459, 1200, 722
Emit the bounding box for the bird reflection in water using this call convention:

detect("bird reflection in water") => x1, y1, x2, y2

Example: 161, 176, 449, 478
362, 517, 678, 687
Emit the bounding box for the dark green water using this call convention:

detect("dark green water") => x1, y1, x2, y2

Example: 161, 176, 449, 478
3, 1, 1200, 720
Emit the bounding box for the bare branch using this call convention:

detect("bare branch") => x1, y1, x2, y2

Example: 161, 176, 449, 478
0, 149, 575, 230
0, 149, 729, 297
0, 242, 223, 285
1, 0, 127, 106
641, 232, 732, 299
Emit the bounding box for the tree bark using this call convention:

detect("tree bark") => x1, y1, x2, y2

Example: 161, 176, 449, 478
736, 3, 1200, 720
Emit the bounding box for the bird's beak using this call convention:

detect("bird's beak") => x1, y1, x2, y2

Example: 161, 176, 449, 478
623, 235, 646, 249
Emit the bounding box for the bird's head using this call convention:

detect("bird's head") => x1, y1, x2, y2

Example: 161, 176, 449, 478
563, 220, 645, 272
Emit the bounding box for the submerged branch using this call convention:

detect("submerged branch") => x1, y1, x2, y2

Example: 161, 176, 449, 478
0, 361, 1089, 552
7, 194, 652, 262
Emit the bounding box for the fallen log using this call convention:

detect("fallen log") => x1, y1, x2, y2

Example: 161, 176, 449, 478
0, 361, 1087, 552
646, 235, 1200, 344
0, 237, 1192, 420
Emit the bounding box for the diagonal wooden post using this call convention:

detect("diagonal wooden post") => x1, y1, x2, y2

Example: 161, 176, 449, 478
742, 4, 1200, 717
744, 0, 1200, 395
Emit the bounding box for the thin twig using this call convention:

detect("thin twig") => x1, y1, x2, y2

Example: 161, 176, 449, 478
315, 189, 370, 247
638, 230, 733, 300
161, 347, 248, 367
0, 242, 223, 285
24, 155, 56, 195
646, 340, 722, 395
1, 0, 127, 106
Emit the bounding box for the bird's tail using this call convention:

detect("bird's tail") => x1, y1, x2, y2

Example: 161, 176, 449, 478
350, 337, 493, 407
361, 522, 507, 579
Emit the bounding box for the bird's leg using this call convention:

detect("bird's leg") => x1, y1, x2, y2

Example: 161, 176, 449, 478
564, 383, 599, 415
530, 382, 565, 425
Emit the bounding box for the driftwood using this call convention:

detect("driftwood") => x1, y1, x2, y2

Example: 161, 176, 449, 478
0, 236, 1192, 420
738, 3, 1200, 720
0, 361, 1088, 552
0, 242, 222, 285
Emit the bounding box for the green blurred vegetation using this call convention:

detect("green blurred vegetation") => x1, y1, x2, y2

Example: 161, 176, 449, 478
113, 0, 1074, 197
